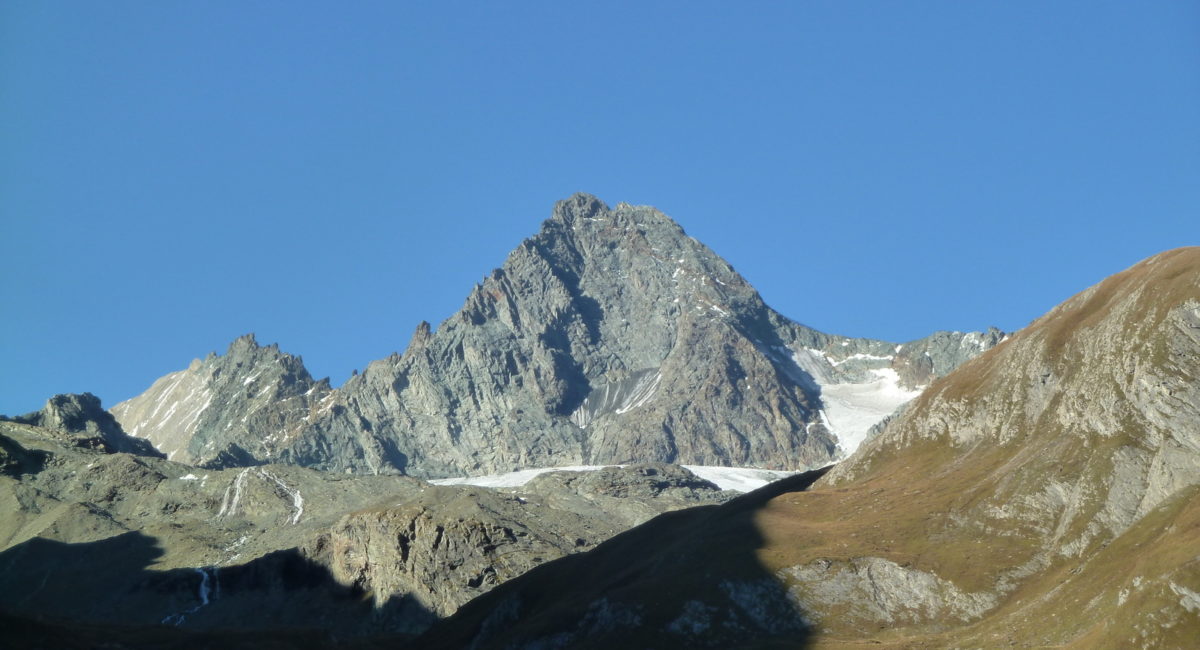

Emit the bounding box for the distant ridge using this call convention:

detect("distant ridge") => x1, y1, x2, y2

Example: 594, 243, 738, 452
112, 195, 1000, 477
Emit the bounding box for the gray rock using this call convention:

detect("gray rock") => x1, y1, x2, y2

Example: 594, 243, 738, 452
518, 463, 733, 528
0, 418, 737, 639
110, 334, 334, 467
112, 195, 1000, 477
4, 392, 162, 458
411, 247, 1200, 649
782, 557, 996, 628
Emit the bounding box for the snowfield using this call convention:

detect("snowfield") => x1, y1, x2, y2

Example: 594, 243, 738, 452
429, 464, 801, 493
819, 367, 922, 457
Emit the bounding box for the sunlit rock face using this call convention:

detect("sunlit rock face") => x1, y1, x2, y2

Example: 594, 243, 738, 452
112, 194, 997, 478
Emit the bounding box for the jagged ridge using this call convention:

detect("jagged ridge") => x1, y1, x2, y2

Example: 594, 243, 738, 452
112, 195, 1000, 477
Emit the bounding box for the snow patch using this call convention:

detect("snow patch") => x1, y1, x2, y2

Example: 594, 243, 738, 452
570, 370, 662, 428
217, 468, 250, 517
430, 465, 607, 488
258, 468, 304, 525
821, 368, 922, 456
430, 464, 799, 493
613, 371, 662, 415
214, 468, 303, 524
829, 353, 894, 367
1170, 582, 1200, 613
683, 466, 800, 492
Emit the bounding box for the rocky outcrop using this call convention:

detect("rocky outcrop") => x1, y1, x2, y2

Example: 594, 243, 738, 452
781, 557, 997, 627
519, 463, 729, 528
5, 393, 162, 458
311, 463, 731, 630
412, 248, 1200, 649
113, 195, 1000, 477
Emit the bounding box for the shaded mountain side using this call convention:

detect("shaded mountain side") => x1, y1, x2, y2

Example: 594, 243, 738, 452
111, 194, 1000, 477
0, 610, 371, 650
308, 464, 733, 625
0, 533, 417, 639
0, 415, 734, 639
414, 469, 830, 650
411, 248, 1200, 649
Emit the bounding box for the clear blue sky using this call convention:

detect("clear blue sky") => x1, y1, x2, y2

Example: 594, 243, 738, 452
2, 2, 1198, 416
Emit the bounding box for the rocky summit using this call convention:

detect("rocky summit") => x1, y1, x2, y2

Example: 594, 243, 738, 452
112, 194, 1000, 477
411, 247, 1200, 649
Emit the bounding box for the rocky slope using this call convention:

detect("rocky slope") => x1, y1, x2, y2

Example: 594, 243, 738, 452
412, 247, 1200, 649
109, 334, 334, 466
4, 392, 162, 458
0, 406, 731, 642
112, 194, 1000, 477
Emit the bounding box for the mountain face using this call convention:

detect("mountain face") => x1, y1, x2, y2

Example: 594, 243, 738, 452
112, 194, 1000, 478
412, 248, 1200, 649
109, 335, 333, 466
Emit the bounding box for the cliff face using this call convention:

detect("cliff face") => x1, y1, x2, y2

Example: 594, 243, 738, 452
112, 195, 999, 477
413, 248, 1200, 650
109, 334, 332, 466
312, 463, 730, 629
310, 194, 836, 476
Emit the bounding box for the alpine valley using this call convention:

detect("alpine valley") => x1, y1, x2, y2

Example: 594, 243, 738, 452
2, 195, 1196, 649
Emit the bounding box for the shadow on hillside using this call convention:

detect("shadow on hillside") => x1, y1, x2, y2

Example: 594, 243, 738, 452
0, 531, 433, 649
0, 431, 50, 475
412, 467, 830, 649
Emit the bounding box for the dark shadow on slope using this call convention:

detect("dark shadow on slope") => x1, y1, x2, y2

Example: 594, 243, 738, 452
378, 437, 411, 474
0, 532, 432, 648
0, 432, 50, 476
198, 442, 268, 470
0, 610, 357, 650
730, 312, 828, 432
412, 467, 832, 650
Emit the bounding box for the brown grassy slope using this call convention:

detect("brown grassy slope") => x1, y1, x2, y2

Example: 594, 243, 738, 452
763, 246, 1200, 644
413, 247, 1200, 649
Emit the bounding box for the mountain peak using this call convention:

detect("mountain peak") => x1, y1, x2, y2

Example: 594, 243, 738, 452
228, 333, 260, 354
111, 196, 998, 477
111, 335, 329, 465
543, 194, 688, 245
550, 192, 609, 223
414, 246, 1200, 649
